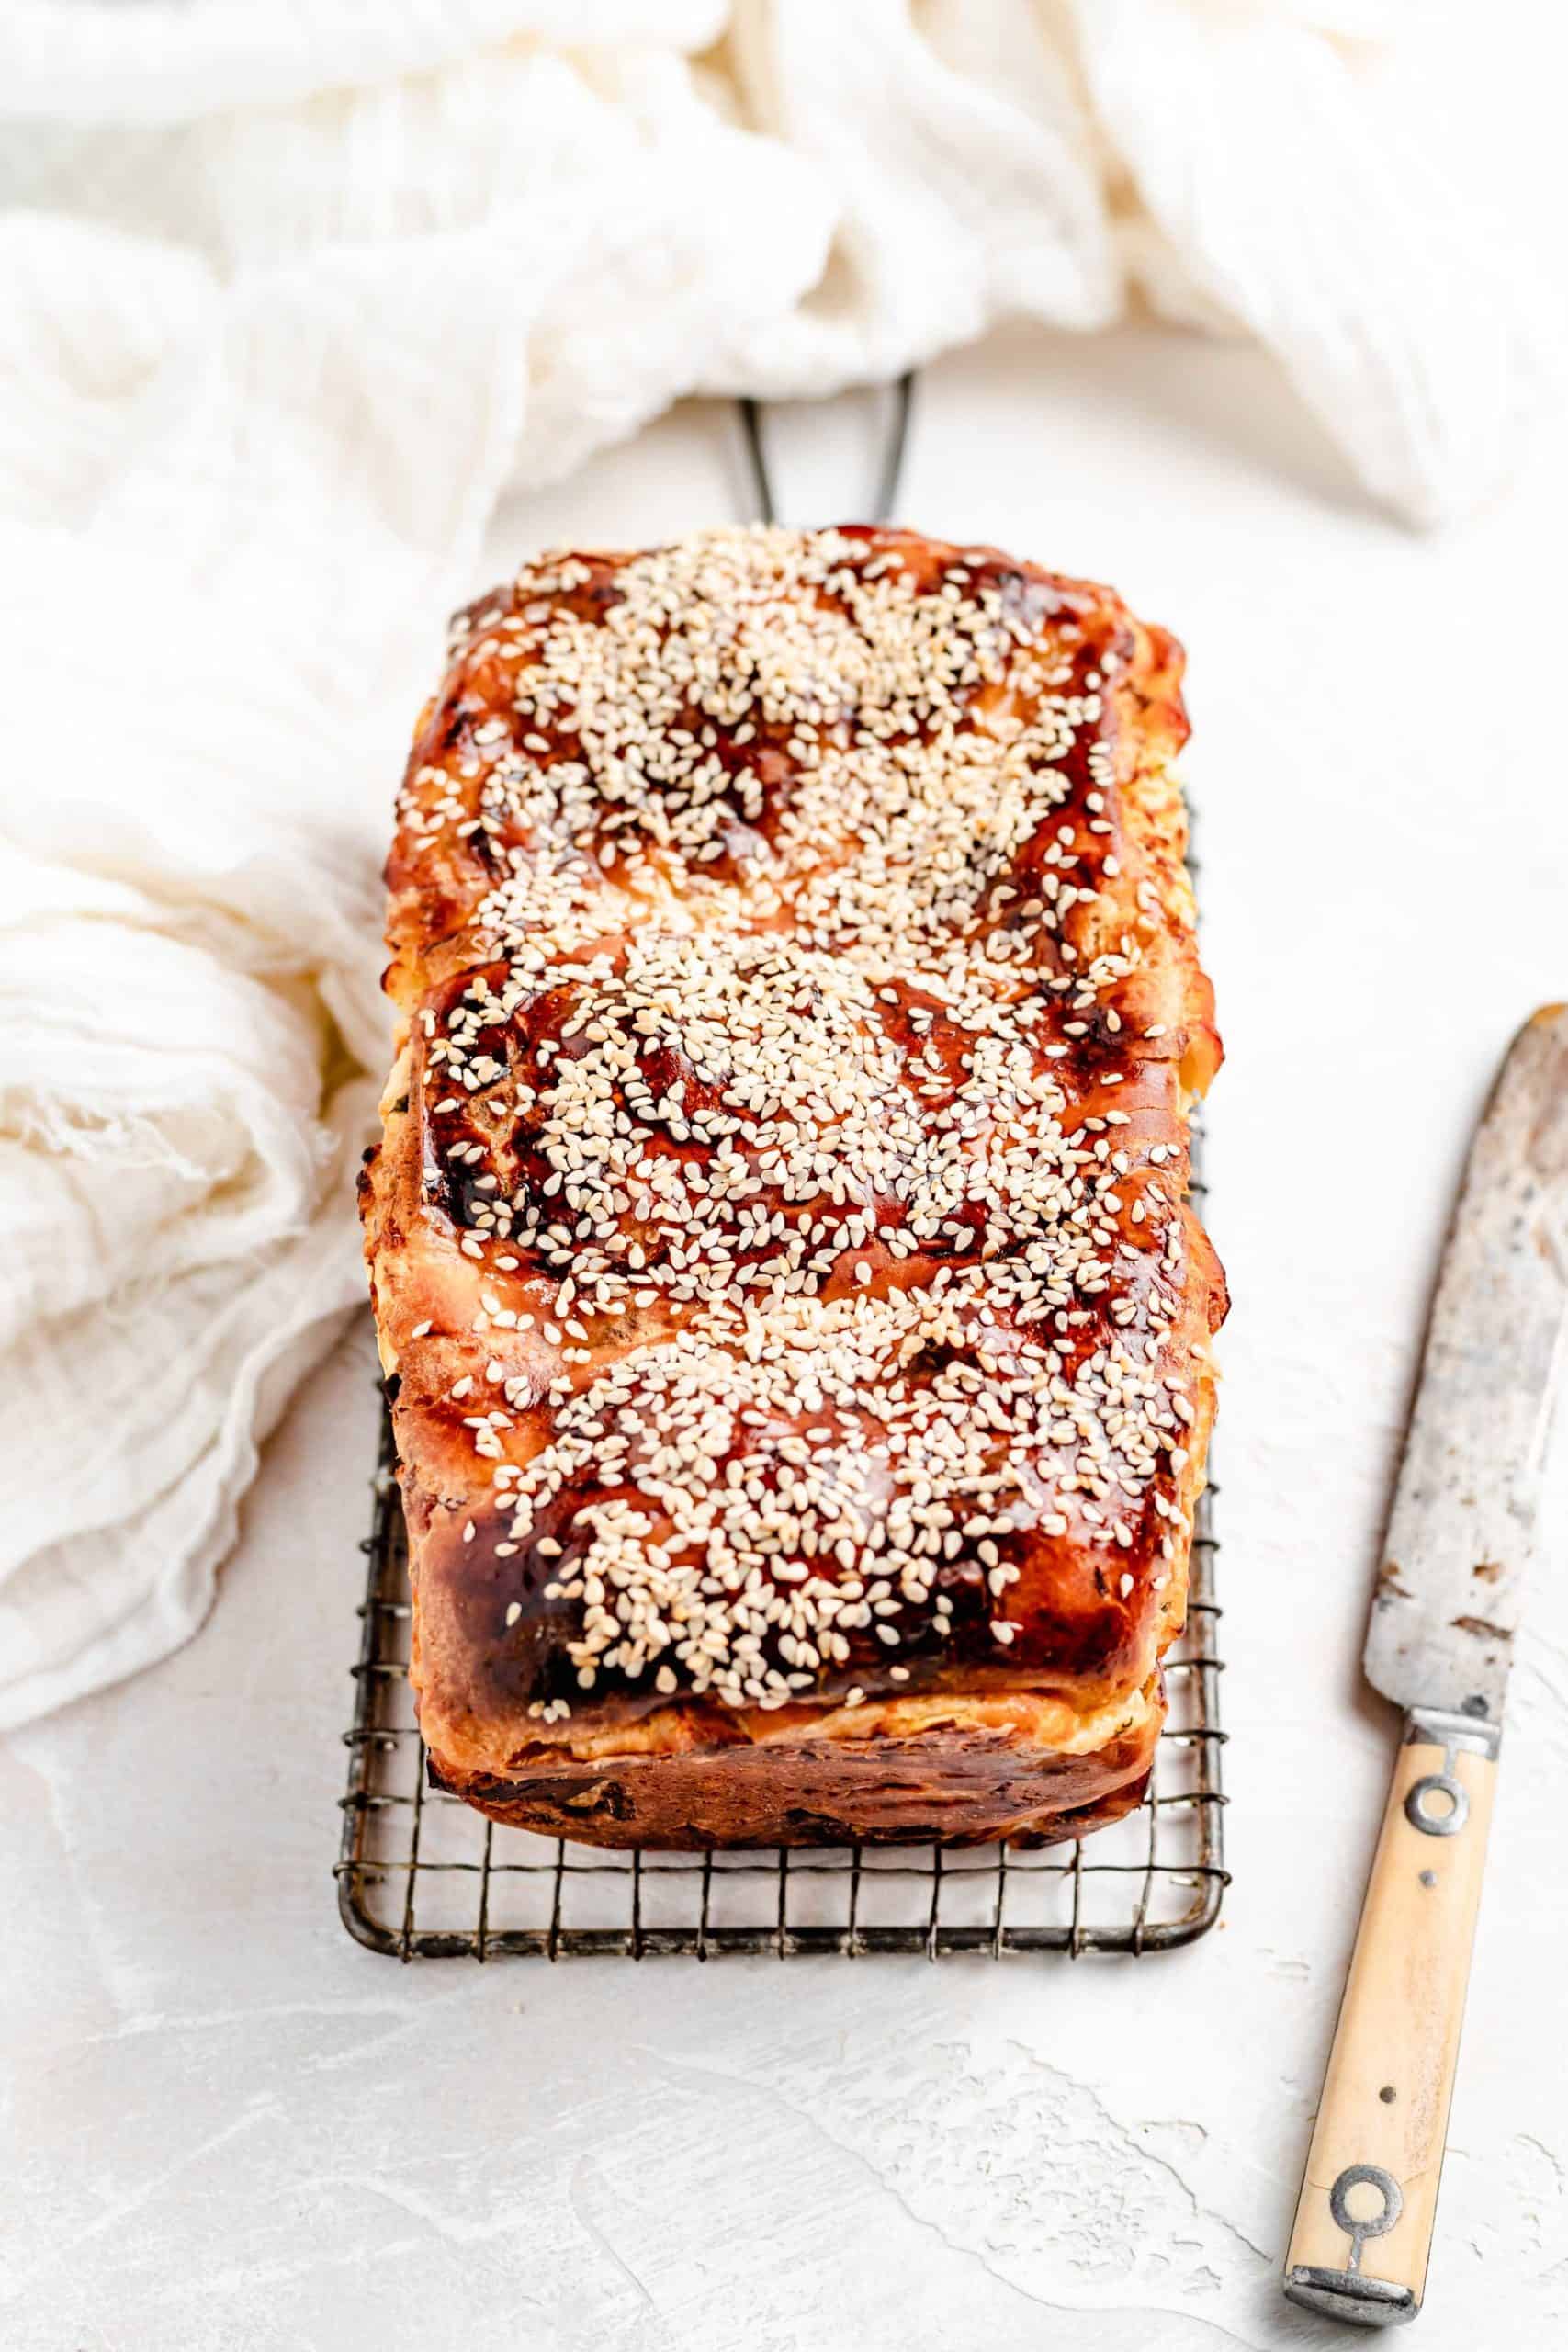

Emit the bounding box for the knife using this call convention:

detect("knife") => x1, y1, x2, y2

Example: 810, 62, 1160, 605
1283, 1005, 1568, 2328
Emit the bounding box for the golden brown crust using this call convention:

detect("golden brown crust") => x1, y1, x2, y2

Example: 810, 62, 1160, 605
361, 526, 1224, 1847
427, 1681, 1164, 1849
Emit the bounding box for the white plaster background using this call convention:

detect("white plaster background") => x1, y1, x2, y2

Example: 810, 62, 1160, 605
5, 307, 1568, 2348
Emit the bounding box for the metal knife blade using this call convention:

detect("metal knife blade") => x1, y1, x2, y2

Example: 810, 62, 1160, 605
1364, 1005, 1568, 1724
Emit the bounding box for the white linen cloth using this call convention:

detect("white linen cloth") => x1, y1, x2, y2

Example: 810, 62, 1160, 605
0, 0, 1550, 1726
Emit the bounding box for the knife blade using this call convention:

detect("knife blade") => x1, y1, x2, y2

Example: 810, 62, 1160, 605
1285, 1006, 1568, 2331
1364, 1002, 1568, 1723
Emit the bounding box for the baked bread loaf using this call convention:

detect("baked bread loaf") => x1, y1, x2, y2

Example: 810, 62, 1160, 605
360, 525, 1224, 1849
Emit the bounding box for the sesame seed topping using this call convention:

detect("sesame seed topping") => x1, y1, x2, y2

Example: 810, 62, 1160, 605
380, 526, 1210, 1722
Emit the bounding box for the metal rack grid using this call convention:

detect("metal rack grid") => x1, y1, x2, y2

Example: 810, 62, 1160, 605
336, 1390, 1224, 1961
336, 382, 1227, 1958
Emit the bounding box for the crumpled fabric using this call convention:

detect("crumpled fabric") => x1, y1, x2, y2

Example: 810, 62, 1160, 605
0, 0, 1550, 1724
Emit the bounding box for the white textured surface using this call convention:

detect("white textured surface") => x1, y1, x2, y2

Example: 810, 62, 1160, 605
6, 326, 1568, 2347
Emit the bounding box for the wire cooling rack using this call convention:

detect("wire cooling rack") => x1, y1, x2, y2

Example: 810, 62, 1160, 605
336, 1389, 1224, 1961
335, 383, 1228, 1959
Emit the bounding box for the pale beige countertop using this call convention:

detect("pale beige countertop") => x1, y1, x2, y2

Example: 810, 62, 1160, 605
5, 322, 1568, 2352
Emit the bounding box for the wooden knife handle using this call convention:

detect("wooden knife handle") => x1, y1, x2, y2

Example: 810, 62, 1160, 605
1283, 1707, 1499, 2328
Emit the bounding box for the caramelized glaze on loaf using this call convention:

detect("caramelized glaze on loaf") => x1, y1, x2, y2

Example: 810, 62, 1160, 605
360, 526, 1224, 1847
